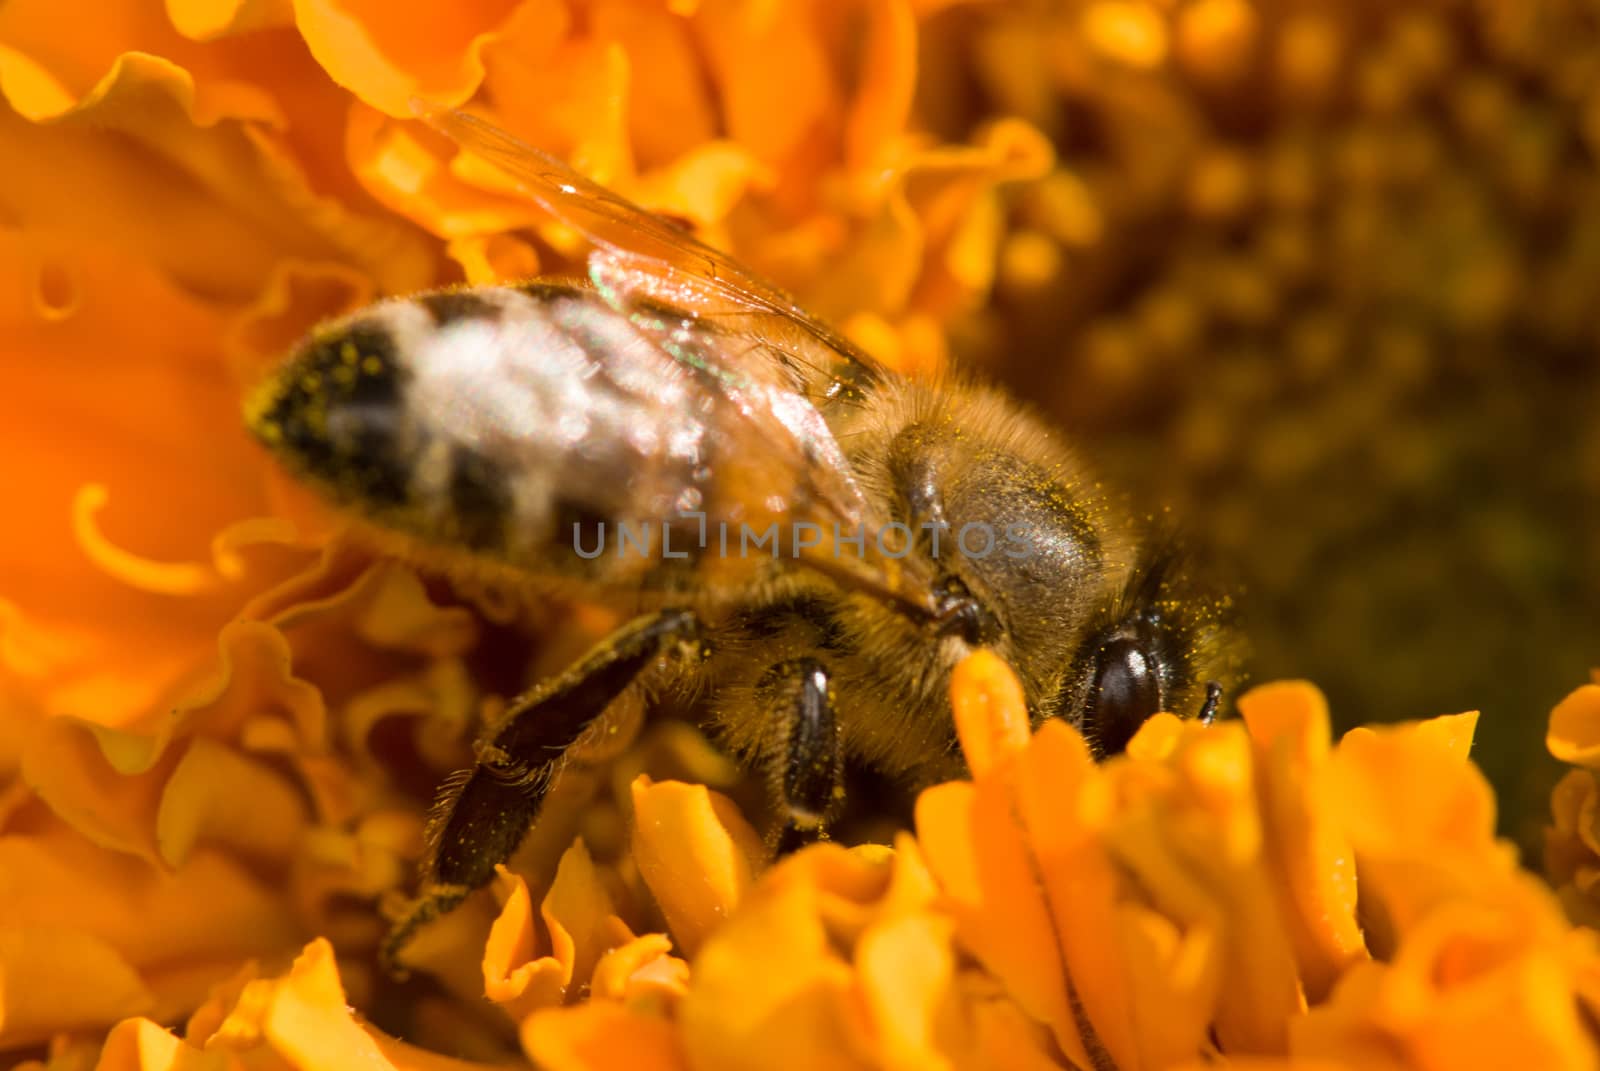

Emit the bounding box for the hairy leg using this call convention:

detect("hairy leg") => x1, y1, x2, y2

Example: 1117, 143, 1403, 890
383, 608, 699, 972
759, 657, 843, 857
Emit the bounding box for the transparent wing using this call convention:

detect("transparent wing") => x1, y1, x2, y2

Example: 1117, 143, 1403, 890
414, 103, 936, 616
413, 101, 886, 409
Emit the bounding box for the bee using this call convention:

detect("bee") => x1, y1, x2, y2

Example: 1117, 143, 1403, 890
246, 106, 1236, 970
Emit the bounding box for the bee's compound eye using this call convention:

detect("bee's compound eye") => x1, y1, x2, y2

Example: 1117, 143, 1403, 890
1088, 635, 1162, 756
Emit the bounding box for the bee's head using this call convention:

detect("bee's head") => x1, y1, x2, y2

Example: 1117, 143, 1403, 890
245, 317, 417, 510
887, 386, 1238, 757
1051, 541, 1238, 756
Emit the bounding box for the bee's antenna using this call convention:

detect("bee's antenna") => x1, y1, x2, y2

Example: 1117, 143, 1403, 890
1197, 681, 1222, 726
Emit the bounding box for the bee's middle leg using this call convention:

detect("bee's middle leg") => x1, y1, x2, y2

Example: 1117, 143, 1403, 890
760, 657, 844, 856
382, 607, 700, 971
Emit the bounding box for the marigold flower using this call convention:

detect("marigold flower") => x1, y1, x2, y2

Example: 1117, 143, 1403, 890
2, 3, 1598, 1071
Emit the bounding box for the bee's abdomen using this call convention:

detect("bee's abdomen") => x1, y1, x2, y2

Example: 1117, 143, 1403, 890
247, 317, 417, 510
245, 283, 723, 588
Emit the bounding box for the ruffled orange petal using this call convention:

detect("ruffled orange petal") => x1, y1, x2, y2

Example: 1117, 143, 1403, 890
947, 649, 1030, 779
0, 0, 274, 124
916, 769, 1087, 1065
677, 871, 866, 1071
484, 842, 634, 1022
345, 102, 543, 240
167, 0, 295, 42
0, 825, 299, 1047
0, 928, 153, 1049
589, 933, 689, 1008
691, 2, 841, 183
155, 737, 311, 867
522, 1002, 687, 1071
1548, 685, 1600, 770
803, 119, 1053, 330
479, 6, 633, 183
839, 0, 917, 172
0, 40, 434, 298
21, 619, 322, 865
1330, 712, 1503, 936
1545, 768, 1600, 903
1100, 725, 1306, 1055
1019, 719, 1217, 1071
482, 868, 570, 1021
0, 231, 292, 727
852, 910, 961, 1068
172, 938, 510, 1071
1237, 682, 1367, 999
588, 1, 716, 169
445, 234, 541, 286
1292, 884, 1598, 1070
1331, 713, 1493, 860
291, 0, 520, 117
629, 775, 764, 957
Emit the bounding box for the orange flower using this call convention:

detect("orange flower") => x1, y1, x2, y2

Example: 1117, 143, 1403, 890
0, 0, 1044, 1054
907, 655, 1600, 1070
1547, 684, 1600, 927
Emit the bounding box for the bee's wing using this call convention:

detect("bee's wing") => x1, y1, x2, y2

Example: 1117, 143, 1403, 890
415, 103, 936, 616
413, 102, 887, 409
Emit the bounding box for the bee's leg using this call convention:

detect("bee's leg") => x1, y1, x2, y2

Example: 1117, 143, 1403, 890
761, 658, 844, 857
383, 608, 700, 973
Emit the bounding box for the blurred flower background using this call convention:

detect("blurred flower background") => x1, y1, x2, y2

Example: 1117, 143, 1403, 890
923, 0, 1600, 848
1, 0, 1598, 1068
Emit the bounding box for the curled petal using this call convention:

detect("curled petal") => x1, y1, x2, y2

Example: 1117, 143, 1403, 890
483, 868, 567, 1021
167, 0, 294, 40
1017, 718, 1216, 1071
0, 928, 154, 1049
1292, 887, 1599, 1070
1331, 713, 1493, 861
678, 877, 866, 1071
630, 141, 773, 227
292, 0, 519, 117
915, 778, 1087, 1067
842, 0, 917, 171
523, 1002, 687, 1071
1549, 685, 1600, 769
479, 14, 633, 183
852, 911, 960, 1069
182, 937, 508, 1070
227, 259, 376, 374
948, 649, 1030, 780
629, 776, 764, 957
22, 620, 323, 863
0, 826, 298, 1047
1545, 769, 1600, 891
346, 103, 541, 241
155, 737, 310, 867
692, 2, 840, 176
485, 843, 636, 1021
1238, 682, 1366, 999
589, 933, 689, 1007
446, 234, 540, 286
1103, 726, 1306, 1055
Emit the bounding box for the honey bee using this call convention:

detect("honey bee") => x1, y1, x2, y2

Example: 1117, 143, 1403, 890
246, 106, 1236, 970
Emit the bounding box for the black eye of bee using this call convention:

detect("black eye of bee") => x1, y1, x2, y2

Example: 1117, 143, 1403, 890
1085, 632, 1164, 756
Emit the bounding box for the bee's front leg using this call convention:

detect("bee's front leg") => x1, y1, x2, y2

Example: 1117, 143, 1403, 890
383, 608, 700, 973
761, 658, 844, 856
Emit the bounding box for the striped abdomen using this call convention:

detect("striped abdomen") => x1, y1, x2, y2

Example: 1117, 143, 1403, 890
246, 282, 865, 595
